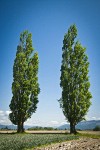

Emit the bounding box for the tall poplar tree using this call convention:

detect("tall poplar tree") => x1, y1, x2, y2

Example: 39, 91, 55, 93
59, 25, 92, 134
9, 31, 40, 133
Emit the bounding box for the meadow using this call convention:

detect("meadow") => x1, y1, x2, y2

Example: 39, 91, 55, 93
0, 133, 79, 150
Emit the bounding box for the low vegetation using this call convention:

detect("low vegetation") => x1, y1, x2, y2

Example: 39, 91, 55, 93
0, 133, 79, 150
78, 132, 100, 139
93, 125, 100, 131
27, 126, 58, 130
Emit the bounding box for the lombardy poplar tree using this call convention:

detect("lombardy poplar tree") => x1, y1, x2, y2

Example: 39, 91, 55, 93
59, 25, 92, 134
9, 31, 40, 133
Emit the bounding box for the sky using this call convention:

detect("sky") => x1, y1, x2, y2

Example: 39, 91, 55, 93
0, 0, 100, 127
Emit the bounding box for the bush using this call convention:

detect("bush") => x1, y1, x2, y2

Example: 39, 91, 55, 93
93, 125, 100, 131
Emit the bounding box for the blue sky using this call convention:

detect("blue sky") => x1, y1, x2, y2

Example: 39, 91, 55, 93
0, 0, 100, 126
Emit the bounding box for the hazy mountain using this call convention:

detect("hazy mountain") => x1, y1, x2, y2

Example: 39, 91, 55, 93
0, 124, 31, 130
58, 120, 100, 130
0, 120, 100, 130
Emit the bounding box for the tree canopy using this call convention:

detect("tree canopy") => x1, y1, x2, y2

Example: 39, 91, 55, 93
9, 31, 40, 132
59, 24, 92, 134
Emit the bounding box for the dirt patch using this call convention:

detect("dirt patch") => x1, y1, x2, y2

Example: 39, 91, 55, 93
0, 130, 67, 134
35, 138, 100, 150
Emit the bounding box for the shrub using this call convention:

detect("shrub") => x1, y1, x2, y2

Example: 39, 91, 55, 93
93, 125, 100, 131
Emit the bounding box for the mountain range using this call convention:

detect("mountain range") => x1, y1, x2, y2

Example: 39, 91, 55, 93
0, 124, 30, 130
58, 120, 100, 130
0, 120, 100, 130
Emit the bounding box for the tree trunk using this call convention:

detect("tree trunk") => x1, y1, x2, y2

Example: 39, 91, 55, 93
70, 122, 76, 134
17, 121, 24, 133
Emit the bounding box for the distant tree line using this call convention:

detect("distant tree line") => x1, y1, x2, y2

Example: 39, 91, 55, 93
93, 126, 100, 131
27, 126, 58, 131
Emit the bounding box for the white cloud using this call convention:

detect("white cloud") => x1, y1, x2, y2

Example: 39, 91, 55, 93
24, 116, 45, 127
60, 121, 69, 125
0, 110, 4, 116
86, 115, 100, 121
25, 119, 60, 127
5, 111, 11, 115
25, 119, 40, 126
24, 118, 70, 127
92, 116, 100, 120
50, 121, 59, 125
0, 119, 6, 123
1, 110, 99, 127
0, 110, 11, 125
92, 116, 96, 120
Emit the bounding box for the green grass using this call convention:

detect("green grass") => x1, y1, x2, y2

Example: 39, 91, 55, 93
78, 132, 100, 139
0, 133, 79, 150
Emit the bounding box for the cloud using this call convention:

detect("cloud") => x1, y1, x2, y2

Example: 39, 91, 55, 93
50, 121, 59, 125
24, 116, 47, 127
1, 110, 100, 127
5, 111, 11, 115
25, 118, 41, 126
0, 110, 4, 116
92, 117, 96, 120
0, 110, 11, 125
86, 116, 100, 121
25, 119, 70, 127
92, 116, 100, 120
25, 120, 60, 127
60, 121, 69, 125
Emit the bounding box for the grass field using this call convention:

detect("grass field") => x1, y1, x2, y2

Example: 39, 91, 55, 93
0, 133, 79, 150
0, 130, 99, 150
79, 130, 100, 135
78, 131, 100, 139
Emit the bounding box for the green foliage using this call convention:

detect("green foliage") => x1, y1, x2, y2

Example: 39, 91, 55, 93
0, 134, 79, 150
59, 24, 92, 134
93, 126, 100, 131
9, 31, 40, 132
27, 126, 57, 130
